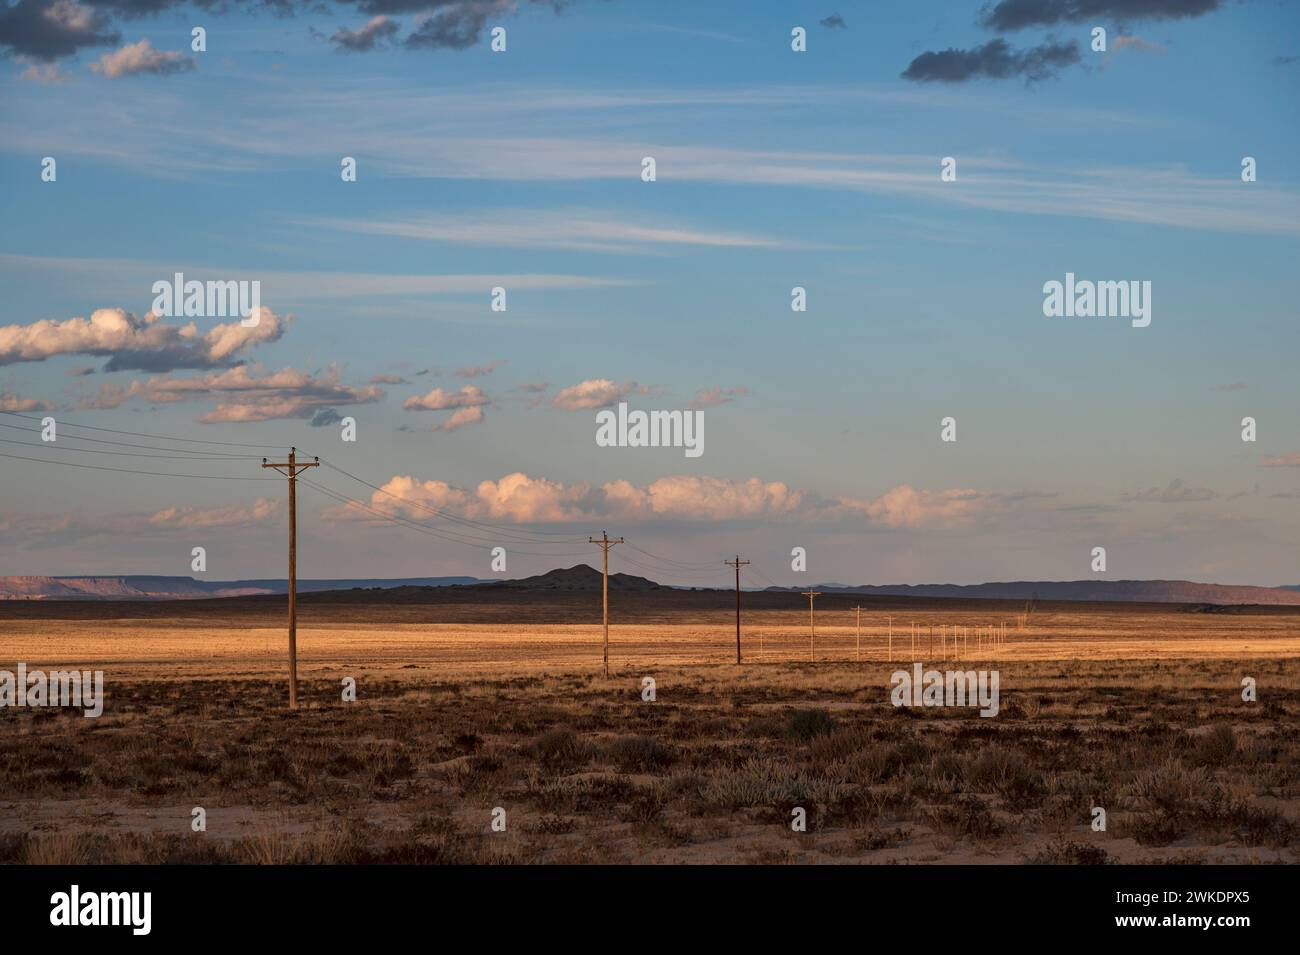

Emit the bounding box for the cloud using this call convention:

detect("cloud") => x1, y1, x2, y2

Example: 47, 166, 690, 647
1111, 35, 1165, 54
330, 14, 400, 51
79, 364, 385, 422
550, 379, 649, 411
1260, 453, 1300, 468
332, 471, 1000, 528
431, 405, 485, 432
453, 360, 506, 378
0, 307, 286, 372
298, 208, 800, 255
403, 384, 490, 411
148, 497, 279, 529
309, 408, 344, 427
1209, 381, 1246, 392
0, 0, 119, 61
368, 373, 407, 384
688, 386, 749, 410
603, 475, 805, 522
979, 0, 1221, 31
902, 38, 1080, 84
0, 391, 54, 412
836, 485, 995, 528
18, 58, 68, 83
1122, 479, 1216, 503
404, 0, 509, 51
90, 39, 195, 78
819, 13, 846, 29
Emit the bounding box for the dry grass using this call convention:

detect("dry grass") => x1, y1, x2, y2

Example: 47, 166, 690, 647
2, 606, 1296, 863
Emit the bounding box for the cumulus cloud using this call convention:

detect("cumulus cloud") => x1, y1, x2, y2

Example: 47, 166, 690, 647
0, 307, 286, 372
368, 373, 407, 384
836, 485, 995, 528
688, 386, 749, 410
1122, 479, 1216, 503
0, 0, 119, 62
403, 384, 490, 411
331, 14, 399, 52
330, 471, 1000, 528
0, 391, 54, 412
902, 38, 1080, 84
90, 38, 195, 78
148, 497, 279, 529
550, 378, 649, 411
78, 364, 384, 423
431, 405, 485, 432
453, 360, 506, 378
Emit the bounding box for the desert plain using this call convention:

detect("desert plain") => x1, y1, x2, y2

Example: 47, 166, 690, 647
1, 590, 1297, 864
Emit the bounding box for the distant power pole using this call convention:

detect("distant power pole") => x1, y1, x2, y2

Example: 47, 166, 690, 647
262, 448, 319, 709
588, 531, 624, 677
852, 605, 866, 661
724, 555, 750, 664
801, 591, 822, 662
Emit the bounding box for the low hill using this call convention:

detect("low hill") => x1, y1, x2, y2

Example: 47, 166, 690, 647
0, 575, 481, 600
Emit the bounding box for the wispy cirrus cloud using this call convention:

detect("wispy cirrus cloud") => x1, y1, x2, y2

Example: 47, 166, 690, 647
295, 208, 811, 254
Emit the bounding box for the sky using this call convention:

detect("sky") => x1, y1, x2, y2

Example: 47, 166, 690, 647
0, 0, 1298, 588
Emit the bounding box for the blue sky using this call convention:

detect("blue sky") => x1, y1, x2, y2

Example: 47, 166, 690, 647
1, 0, 1298, 586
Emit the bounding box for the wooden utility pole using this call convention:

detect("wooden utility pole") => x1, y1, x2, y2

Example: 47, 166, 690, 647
852, 605, 865, 661
801, 591, 821, 662
724, 555, 750, 664
588, 531, 624, 677
262, 448, 319, 709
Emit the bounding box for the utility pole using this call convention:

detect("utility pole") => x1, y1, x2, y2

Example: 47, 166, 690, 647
801, 591, 821, 662
588, 531, 624, 678
724, 555, 750, 664
262, 448, 319, 709
852, 605, 865, 661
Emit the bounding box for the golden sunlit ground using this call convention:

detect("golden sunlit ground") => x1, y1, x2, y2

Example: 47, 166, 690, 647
2, 602, 1297, 864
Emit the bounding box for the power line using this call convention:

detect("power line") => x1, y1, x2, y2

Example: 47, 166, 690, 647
0, 436, 254, 460
0, 449, 281, 480
0, 420, 265, 458
0, 410, 292, 449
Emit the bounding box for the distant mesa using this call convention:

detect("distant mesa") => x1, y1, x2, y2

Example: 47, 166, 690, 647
481, 564, 662, 592
1, 570, 1296, 605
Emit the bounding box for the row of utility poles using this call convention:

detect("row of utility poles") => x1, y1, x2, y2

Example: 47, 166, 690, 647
258, 466, 1010, 708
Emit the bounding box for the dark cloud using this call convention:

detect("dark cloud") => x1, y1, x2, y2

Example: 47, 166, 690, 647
979, 0, 1221, 32
310, 407, 344, 427
820, 13, 846, 29
1275, 54, 1298, 66
330, 13, 399, 51
901, 37, 1080, 83
0, 0, 120, 61
404, 1, 503, 51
